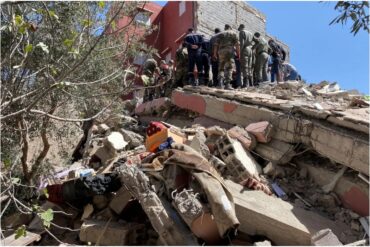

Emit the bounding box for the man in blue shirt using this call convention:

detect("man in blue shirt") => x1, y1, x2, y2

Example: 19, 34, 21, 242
282, 62, 300, 81
184, 28, 204, 86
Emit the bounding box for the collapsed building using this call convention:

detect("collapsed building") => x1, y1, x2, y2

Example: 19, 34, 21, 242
3, 80, 369, 246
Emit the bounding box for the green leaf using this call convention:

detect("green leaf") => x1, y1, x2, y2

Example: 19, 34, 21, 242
364, 95, 370, 101
40, 208, 54, 228
63, 39, 73, 48
25, 44, 33, 53
98, 1, 105, 9
3, 158, 11, 169
48, 10, 59, 20
36, 42, 49, 54
42, 188, 49, 198
18, 26, 26, 34
15, 15, 23, 26
15, 225, 26, 239
11, 177, 20, 184
82, 19, 92, 27
111, 20, 116, 30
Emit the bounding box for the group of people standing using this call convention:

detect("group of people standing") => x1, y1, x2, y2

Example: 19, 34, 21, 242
141, 24, 300, 102
176, 24, 300, 89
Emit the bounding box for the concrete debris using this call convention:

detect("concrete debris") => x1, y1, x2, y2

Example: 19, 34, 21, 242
104, 131, 128, 151
322, 166, 348, 193
253, 240, 272, 246
79, 219, 143, 245
245, 121, 274, 143
227, 125, 257, 151
216, 134, 261, 182
1, 231, 41, 246
13, 85, 368, 246
311, 228, 343, 246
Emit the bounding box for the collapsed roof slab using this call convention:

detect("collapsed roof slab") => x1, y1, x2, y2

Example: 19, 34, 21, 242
225, 180, 349, 245
171, 88, 369, 175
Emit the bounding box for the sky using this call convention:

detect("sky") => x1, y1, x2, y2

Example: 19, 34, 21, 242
154, 1, 369, 94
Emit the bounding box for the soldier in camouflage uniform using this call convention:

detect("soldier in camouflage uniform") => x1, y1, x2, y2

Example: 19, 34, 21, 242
142, 57, 159, 102
238, 24, 254, 88
213, 24, 240, 89
175, 42, 188, 87
252, 32, 269, 85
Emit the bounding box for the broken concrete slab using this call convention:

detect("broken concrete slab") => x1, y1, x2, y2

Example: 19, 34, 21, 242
225, 180, 350, 245
109, 187, 132, 215
255, 138, 296, 165
311, 228, 343, 246
1, 231, 41, 246
79, 219, 142, 245
245, 121, 274, 143
171, 89, 369, 176
296, 160, 369, 216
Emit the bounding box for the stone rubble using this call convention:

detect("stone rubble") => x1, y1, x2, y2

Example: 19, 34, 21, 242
4, 82, 368, 246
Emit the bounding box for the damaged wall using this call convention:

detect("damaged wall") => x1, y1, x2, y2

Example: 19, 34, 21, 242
194, 1, 290, 60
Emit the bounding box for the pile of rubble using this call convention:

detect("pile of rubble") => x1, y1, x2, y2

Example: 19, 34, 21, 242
2, 81, 369, 246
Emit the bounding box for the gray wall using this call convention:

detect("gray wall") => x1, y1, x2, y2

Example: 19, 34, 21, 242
195, 1, 266, 37
194, 1, 289, 61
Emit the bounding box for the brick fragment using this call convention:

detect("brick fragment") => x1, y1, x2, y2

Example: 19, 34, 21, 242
245, 121, 273, 143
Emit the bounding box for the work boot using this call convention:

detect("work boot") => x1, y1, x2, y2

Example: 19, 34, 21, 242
241, 77, 248, 88
224, 82, 232, 90
198, 73, 204, 86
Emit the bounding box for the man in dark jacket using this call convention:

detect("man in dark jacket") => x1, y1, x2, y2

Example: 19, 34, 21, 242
268, 39, 286, 83
184, 28, 204, 86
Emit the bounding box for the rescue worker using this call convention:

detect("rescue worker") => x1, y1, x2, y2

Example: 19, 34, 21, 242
282, 62, 300, 81
209, 28, 221, 87
184, 28, 204, 86
200, 35, 211, 86
163, 59, 176, 97
238, 24, 254, 87
175, 42, 188, 87
268, 39, 286, 83
142, 56, 159, 102
252, 32, 269, 85
158, 60, 173, 97
213, 24, 240, 89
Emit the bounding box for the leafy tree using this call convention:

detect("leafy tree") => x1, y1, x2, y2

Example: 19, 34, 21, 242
1, 1, 156, 184
329, 1, 369, 35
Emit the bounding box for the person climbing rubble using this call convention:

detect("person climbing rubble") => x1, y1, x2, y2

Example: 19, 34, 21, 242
142, 55, 160, 103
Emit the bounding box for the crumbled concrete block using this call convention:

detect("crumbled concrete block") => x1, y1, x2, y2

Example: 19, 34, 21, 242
263, 162, 286, 179
209, 155, 228, 175
94, 146, 116, 165
255, 139, 296, 165
190, 131, 211, 159
245, 121, 273, 143
119, 128, 144, 148
228, 126, 257, 151
135, 97, 172, 115
311, 228, 343, 246
254, 240, 272, 246
109, 187, 132, 215
97, 123, 110, 133
216, 134, 261, 182
105, 131, 128, 151
79, 219, 142, 245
